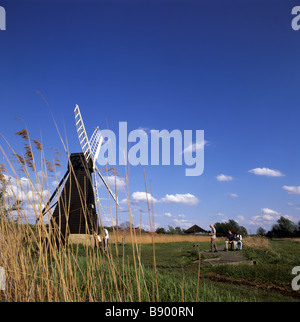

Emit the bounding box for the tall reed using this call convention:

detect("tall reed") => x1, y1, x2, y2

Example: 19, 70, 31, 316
0, 127, 203, 302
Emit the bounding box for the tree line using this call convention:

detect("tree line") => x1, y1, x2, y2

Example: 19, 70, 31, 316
155, 216, 300, 238
257, 216, 300, 238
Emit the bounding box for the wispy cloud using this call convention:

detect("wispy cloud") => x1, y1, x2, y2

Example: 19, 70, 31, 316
216, 174, 234, 182
287, 202, 300, 210
129, 192, 200, 206
249, 207, 282, 226
237, 215, 245, 222
261, 208, 280, 215
172, 218, 193, 228
248, 167, 284, 177
97, 175, 126, 189
283, 185, 300, 195
182, 140, 209, 154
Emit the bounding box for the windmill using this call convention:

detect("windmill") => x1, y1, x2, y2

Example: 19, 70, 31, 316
41, 105, 118, 241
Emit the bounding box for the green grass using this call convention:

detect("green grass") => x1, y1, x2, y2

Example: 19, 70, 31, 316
67, 239, 300, 302
205, 240, 300, 285
109, 241, 224, 268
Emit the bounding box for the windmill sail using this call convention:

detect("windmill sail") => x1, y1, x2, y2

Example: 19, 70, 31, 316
74, 105, 118, 205
74, 105, 92, 162
89, 127, 103, 164
95, 165, 118, 205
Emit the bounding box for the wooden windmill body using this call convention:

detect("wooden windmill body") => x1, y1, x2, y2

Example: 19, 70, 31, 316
41, 105, 118, 241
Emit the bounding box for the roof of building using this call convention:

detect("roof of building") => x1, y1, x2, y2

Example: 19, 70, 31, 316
185, 225, 207, 234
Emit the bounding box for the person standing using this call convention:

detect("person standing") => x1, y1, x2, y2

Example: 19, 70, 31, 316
209, 224, 218, 252
104, 227, 109, 251
94, 233, 102, 251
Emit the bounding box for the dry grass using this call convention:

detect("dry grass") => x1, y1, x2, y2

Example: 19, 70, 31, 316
109, 232, 221, 244
242, 236, 271, 250
0, 126, 204, 302
1, 125, 276, 302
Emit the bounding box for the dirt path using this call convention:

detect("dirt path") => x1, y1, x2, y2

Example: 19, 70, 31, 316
201, 244, 255, 266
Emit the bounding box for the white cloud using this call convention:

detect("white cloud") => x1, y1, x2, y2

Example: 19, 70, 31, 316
248, 167, 284, 177
284, 214, 298, 222
5, 175, 50, 203
249, 208, 282, 226
52, 180, 59, 187
172, 218, 193, 228
178, 214, 186, 218
250, 215, 261, 223
216, 174, 233, 182
261, 208, 280, 215
160, 193, 200, 205
98, 175, 126, 189
182, 140, 208, 154
283, 185, 300, 195
229, 193, 238, 198
262, 214, 275, 221
131, 191, 158, 203
1, 175, 52, 223
125, 191, 200, 206
163, 212, 172, 217
249, 213, 297, 228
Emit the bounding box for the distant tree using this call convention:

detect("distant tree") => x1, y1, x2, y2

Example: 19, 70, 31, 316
174, 226, 184, 235
167, 225, 176, 235
119, 221, 134, 230
268, 216, 297, 238
103, 226, 114, 233
156, 227, 166, 234
278, 216, 296, 235
214, 219, 248, 237
297, 221, 300, 237
257, 227, 266, 236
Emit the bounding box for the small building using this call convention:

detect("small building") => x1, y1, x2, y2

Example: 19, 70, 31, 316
185, 225, 208, 235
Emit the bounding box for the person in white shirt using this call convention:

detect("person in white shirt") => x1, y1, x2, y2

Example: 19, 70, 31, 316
235, 231, 243, 250
94, 233, 102, 251
209, 224, 218, 252
104, 227, 109, 250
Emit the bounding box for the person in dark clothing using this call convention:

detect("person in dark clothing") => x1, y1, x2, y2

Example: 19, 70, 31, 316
225, 230, 236, 251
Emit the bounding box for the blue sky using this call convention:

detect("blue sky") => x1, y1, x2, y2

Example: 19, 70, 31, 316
1, 0, 300, 233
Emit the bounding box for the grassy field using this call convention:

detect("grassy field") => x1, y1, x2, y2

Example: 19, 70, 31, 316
103, 237, 300, 302
1, 220, 300, 302
35, 236, 300, 301
1, 130, 299, 302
